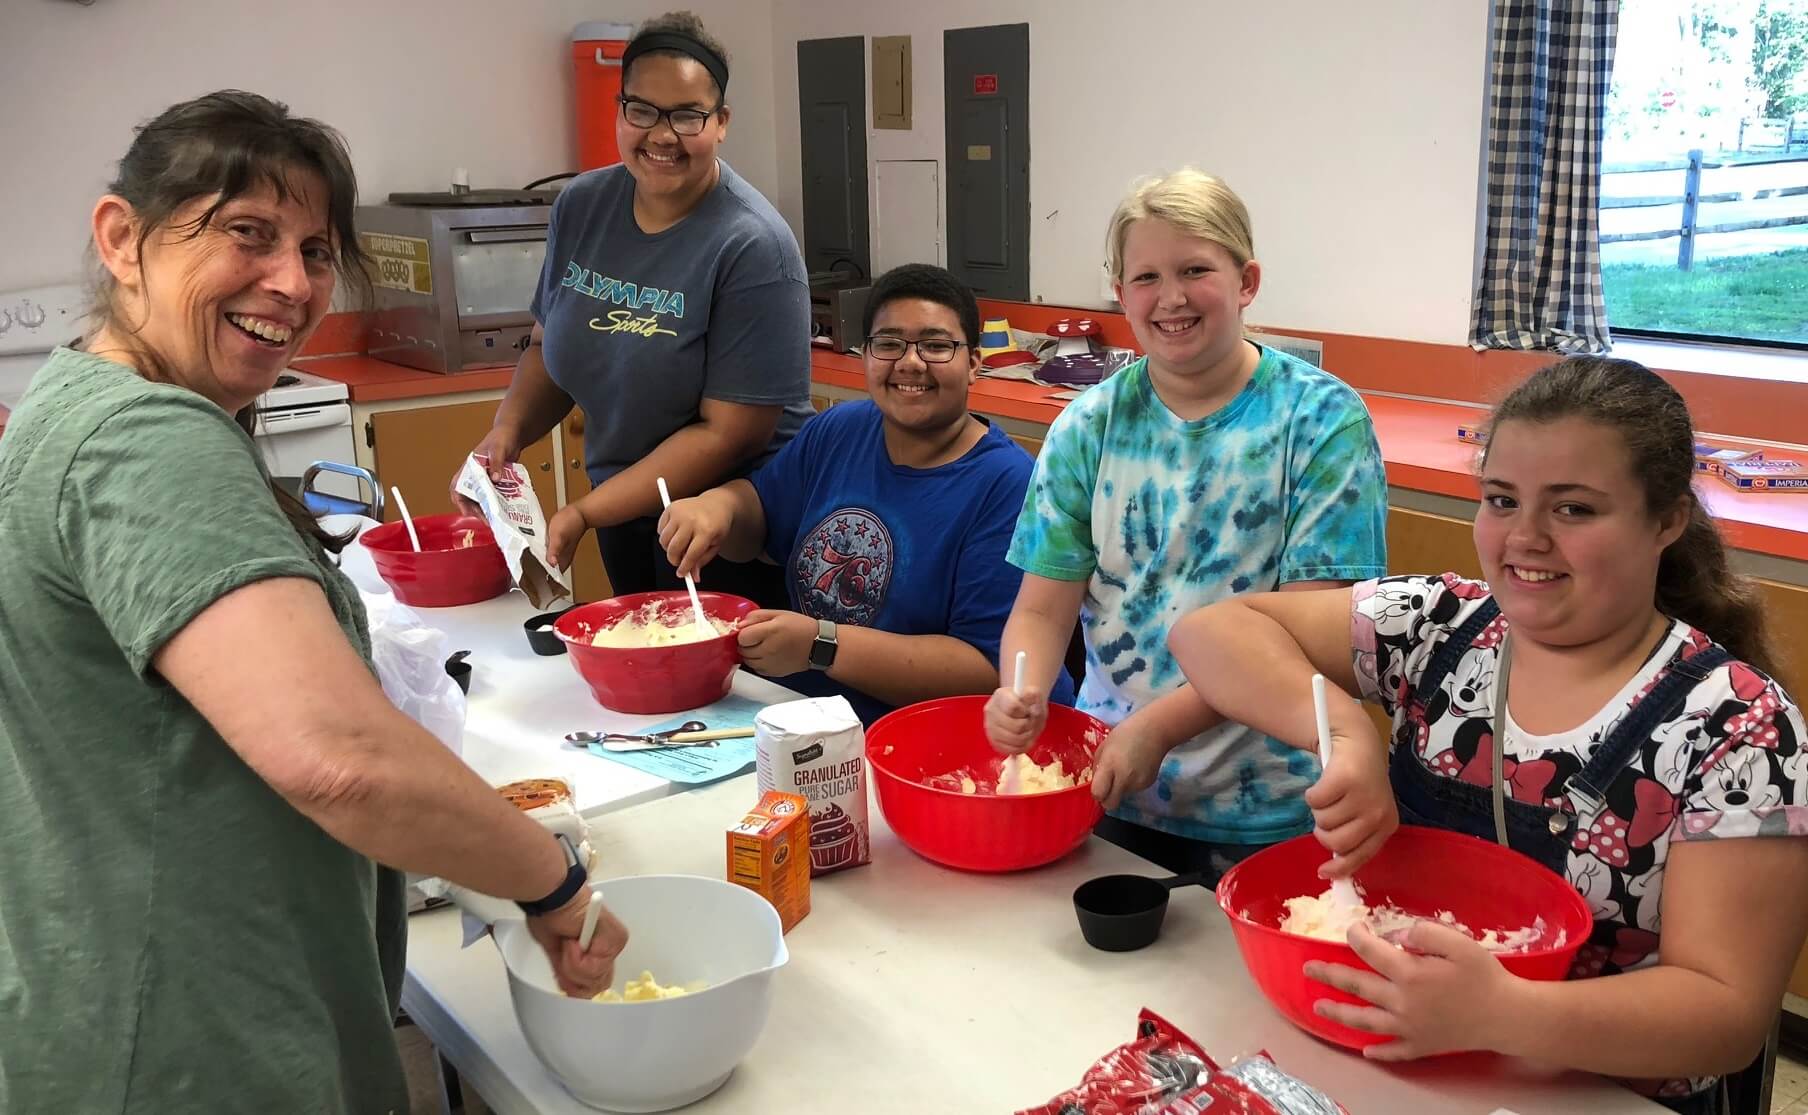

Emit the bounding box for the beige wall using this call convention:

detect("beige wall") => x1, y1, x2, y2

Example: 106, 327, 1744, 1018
767, 0, 1494, 344
2, 1, 1496, 346
0, 0, 781, 292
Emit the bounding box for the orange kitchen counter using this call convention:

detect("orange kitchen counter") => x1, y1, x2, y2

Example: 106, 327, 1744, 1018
815, 349, 1808, 563
1359, 393, 1808, 562
297, 354, 514, 403
299, 348, 1808, 563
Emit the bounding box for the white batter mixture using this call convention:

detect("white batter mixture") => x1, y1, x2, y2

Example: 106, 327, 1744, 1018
1280, 886, 1552, 953
590, 604, 732, 648
944, 753, 1088, 795
591, 970, 709, 1002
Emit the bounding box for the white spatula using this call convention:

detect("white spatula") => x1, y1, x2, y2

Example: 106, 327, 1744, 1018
1312, 673, 1363, 908
578, 890, 605, 950
655, 476, 713, 638
999, 650, 1030, 794
390, 486, 422, 552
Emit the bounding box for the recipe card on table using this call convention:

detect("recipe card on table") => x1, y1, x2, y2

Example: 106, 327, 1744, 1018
584, 694, 768, 785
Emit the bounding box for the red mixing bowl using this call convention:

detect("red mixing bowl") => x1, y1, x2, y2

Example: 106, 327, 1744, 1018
359, 513, 512, 607
553, 592, 757, 715
1216, 826, 1593, 1050
866, 695, 1109, 872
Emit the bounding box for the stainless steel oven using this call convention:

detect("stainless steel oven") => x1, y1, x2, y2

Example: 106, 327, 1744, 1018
356, 195, 555, 373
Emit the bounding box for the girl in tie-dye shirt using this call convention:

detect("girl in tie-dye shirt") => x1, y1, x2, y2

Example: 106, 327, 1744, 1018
984, 168, 1388, 879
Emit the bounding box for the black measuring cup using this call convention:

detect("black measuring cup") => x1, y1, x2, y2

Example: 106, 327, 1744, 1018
1073, 871, 1208, 952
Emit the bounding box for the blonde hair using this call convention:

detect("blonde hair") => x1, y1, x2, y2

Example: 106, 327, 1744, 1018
1104, 167, 1255, 281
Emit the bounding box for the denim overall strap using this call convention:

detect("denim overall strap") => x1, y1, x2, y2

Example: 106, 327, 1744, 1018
1553, 644, 1733, 839
1407, 597, 1502, 712
1390, 598, 1572, 873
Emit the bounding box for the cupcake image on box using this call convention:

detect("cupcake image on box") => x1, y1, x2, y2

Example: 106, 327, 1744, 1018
809, 803, 860, 871
755, 696, 872, 876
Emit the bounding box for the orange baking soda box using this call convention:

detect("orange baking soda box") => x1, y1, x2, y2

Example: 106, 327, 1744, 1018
726, 791, 812, 932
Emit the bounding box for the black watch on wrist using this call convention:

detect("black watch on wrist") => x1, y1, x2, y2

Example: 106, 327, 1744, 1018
516, 833, 587, 917
808, 619, 839, 671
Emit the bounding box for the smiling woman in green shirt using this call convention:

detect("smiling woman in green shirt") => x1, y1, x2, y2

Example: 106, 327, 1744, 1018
0, 91, 626, 1114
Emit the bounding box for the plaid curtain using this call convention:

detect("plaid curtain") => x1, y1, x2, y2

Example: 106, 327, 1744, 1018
1471, 0, 1619, 353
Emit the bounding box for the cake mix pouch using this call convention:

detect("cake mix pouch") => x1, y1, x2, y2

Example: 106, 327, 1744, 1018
1191, 1054, 1348, 1115
1015, 1009, 1211, 1114
454, 453, 572, 609
1019, 1011, 1349, 1115
755, 696, 869, 875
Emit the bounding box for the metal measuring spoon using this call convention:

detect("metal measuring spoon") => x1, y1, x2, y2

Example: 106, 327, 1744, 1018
563, 721, 711, 749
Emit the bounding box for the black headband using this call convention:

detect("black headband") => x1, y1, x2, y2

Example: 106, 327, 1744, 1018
622, 31, 729, 98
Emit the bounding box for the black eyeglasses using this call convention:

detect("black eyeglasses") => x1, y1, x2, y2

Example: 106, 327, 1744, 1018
619, 96, 717, 136
865, 336, 968, 363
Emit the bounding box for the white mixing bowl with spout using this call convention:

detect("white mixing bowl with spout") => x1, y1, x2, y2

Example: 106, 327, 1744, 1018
493, 874, 788, 1112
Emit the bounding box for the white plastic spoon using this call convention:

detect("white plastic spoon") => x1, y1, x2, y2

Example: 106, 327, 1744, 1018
391, 486, 422, 552
655, 476, 712, 637
1312, 673, 1363, 908
578, 890, 605, 951
999, 650, 1031, 793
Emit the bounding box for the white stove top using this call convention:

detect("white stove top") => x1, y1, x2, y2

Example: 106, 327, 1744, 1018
259, 367, 349, 410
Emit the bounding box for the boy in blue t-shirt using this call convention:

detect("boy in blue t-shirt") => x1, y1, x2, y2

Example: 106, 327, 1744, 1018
986, 169, 1389, 881
659, 264, 1074, 724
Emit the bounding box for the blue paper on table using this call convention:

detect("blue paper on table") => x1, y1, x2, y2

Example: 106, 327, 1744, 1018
584, 694, 769, 785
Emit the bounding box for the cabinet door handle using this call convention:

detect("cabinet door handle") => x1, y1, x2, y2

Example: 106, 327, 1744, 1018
569, 459, 582, 470
539, 460, 551, 472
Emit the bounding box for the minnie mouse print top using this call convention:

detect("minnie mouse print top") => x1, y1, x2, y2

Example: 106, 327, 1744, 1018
1351, 574, 1807, 1099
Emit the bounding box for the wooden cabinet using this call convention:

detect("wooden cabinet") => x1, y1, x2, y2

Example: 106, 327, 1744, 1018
1761, 576, 1808, 1000
1007, 432, 1043, 458
1759, 577, 1808, 732
366, 397, 617, 603
368, 400, 557, 525
1385, 505, 1482, 578
560, 409, 614, 603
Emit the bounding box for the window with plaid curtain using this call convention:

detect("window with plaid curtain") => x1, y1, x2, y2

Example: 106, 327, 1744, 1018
1471, 0, 1621, 353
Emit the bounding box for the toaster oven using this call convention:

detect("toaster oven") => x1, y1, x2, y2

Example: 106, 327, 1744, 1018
356, 196, 555, 373
809, 278, 870, 354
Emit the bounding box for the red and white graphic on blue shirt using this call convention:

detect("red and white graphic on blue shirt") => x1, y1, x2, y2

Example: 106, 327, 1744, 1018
794, 508, 892, 626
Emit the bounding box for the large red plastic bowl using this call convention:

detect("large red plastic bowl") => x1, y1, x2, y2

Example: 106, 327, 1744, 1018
1216, 826, 1593, 1050
553, 592, 757, 715
866, 695, 1110, 872
359, 513, 512, 607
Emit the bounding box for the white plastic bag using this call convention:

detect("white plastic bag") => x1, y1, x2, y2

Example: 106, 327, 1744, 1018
363, 591, 466, 757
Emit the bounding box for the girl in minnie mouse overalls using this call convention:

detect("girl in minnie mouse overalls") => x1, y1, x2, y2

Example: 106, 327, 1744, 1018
1169, 357, 1808, 1114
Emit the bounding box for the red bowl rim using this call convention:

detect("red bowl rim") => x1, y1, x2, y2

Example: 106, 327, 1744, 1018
358, 513, 499, 555
865, 696, 1112, 800
1214, 825, 1594, 962
551, 590, 756, 650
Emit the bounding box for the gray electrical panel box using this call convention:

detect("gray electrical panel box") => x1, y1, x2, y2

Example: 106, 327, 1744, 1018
943, 23, 1029, 300
797, 36, 871, 279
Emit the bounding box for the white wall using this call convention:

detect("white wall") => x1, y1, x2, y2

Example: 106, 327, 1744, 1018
767, 0, 1493, 344
0, 0, 780, 293
2, 1, 1494, 344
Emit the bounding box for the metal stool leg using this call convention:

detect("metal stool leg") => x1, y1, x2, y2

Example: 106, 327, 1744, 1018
1724, 1015, 1779, 1115
435, 1052, 462, 1115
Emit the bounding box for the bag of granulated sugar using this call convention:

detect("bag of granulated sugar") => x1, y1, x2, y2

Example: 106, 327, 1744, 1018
755, 696, 870, 875
455, 454, 572, 609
